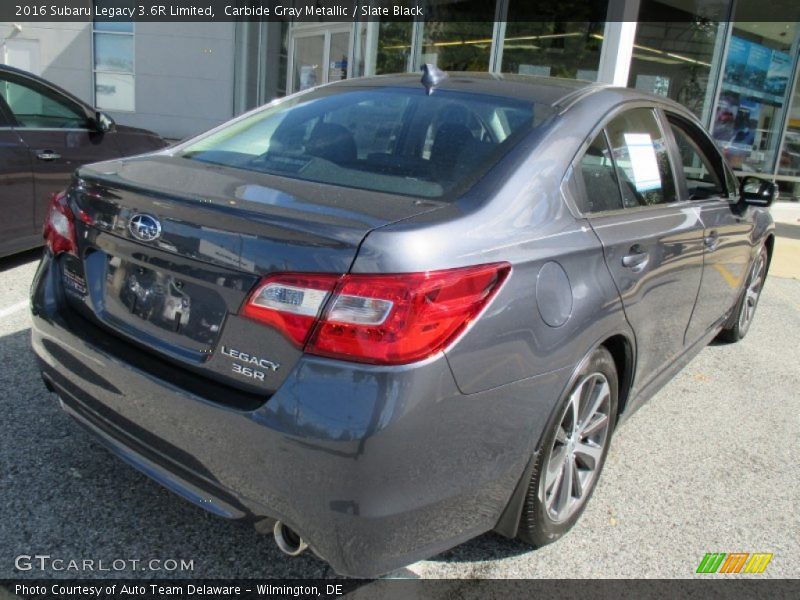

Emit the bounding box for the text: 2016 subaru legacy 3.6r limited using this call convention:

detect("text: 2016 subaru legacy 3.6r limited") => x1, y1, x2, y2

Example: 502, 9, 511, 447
31, 72, 776, 577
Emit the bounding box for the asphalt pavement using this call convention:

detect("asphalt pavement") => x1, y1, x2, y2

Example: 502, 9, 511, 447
0, 208, 798, 580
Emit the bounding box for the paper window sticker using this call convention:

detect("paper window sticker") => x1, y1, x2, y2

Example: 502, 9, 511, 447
624, 133, 662, 192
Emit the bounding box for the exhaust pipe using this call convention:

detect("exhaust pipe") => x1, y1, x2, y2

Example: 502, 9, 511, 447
273, 521, 308, 557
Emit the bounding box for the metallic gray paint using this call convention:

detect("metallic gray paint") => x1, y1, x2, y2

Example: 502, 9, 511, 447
29, 75, 775, 577
536, 261, 573, 328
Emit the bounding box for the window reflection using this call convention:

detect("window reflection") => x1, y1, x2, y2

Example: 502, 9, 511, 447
712, 22, 798, 174
92, 21, 135, 112
94, 33, 134, 73
628, 0, 728, 118
500, 1, 605, 80
420, 1, 495, 72
778, 68, 800, 200
501, 22, 604, 80
375, 22, 413, 75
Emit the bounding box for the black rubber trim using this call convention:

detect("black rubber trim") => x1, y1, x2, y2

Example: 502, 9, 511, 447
59, 302, 269, 411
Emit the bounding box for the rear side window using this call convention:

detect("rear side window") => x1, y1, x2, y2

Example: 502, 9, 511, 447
180, 87, 548, 199
668, 119, 726, 199
576, 132, 623, 213
605, 108, 677, 208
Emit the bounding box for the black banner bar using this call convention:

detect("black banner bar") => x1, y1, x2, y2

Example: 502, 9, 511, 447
3, 0, 800, 23
4, 579, 800, 600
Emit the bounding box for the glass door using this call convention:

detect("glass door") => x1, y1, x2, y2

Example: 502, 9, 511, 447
289, 26, 352, 93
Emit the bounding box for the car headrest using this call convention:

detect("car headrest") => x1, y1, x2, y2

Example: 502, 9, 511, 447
306, 122, 357, 164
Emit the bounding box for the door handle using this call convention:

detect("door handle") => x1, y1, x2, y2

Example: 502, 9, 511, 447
36, 151, 61, 161
704, 230, 719, 251
622, 246, 649, 270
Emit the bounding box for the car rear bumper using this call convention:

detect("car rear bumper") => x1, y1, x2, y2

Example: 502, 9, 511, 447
30, 252, 569, 577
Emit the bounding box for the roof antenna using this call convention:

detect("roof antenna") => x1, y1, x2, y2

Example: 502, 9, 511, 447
421, 64, 447, 96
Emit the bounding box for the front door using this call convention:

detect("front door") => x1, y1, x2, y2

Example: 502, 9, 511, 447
288, 26, 352, 93
0, 71, 110, 229
0, 105, 36, 247
664, 112, 756, 343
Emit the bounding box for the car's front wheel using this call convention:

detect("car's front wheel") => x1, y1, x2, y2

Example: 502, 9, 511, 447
717, 244, 768, 343
518, 347, 618, 547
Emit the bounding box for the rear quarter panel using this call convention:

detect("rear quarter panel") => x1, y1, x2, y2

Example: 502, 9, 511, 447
352, 115, 633, 397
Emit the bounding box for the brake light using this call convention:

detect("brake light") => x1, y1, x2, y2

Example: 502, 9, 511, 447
43, 191, 78, 256
241, 273, 340, 347
241, 263, 510, 365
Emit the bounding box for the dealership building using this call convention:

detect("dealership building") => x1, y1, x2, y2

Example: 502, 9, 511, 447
2, 0, 800, 199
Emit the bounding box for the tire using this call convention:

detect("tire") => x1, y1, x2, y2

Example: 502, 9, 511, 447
716, 245, 768, 344
517, 347, 618, 547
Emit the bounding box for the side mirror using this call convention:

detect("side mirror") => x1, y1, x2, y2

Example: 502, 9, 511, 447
740, 176, 777, 207
90, 111, 116, 134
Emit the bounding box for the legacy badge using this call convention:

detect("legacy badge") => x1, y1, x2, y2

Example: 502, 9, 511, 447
221, 346, 280, 381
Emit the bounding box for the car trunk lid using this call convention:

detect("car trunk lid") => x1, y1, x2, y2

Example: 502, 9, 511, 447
64, 155, 443, 397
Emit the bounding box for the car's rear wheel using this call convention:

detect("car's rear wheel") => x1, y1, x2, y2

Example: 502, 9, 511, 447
518, 347, 618, 547
717, 244, 768, 343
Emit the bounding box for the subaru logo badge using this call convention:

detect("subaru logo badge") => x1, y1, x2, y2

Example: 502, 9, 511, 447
128, 213, 162, 242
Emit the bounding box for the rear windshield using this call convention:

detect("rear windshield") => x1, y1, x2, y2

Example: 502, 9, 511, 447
179, 86, 550, 199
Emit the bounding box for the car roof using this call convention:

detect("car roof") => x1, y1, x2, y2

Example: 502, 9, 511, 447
327, 72, 598, 106
325, 72, 691, 116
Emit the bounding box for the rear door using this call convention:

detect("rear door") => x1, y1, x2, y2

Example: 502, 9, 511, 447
0, 96, 36, 248
0, 71, 112, 229
663, 112, 755, 343
578, 107, 705, 397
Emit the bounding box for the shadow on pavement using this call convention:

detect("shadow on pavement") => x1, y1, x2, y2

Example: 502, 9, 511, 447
0, 248, 42, 273
428, 531, 533, 564
775, 222, 800, 241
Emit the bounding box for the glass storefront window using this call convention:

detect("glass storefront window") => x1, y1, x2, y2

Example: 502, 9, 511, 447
501, 0, 606, 80
289, 26, 352, 94
94, 72, 135, 112
293, 35, 324, 92
711, 22, 798, 174
500, 21, 604, 80
628, 0, 730, 119
420, 2, 495, 72
93, 21, 134, 34
92, 22, 134, 111
777, 64, 800, 200
375, 22, 413, 75
94, 33, 134, 73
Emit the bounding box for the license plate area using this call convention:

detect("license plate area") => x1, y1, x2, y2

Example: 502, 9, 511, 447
102, 255, 227, 352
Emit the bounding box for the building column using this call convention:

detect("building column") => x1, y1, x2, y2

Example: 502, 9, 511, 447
596, 0, 640, 86
489, 0, 509, 73
233, 20, 283, 115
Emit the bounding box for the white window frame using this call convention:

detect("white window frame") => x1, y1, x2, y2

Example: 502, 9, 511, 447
92, 21, 135, 112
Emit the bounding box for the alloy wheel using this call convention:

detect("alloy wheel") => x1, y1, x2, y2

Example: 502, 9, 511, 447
543, 373, 612, 524
738, 252, 766, 333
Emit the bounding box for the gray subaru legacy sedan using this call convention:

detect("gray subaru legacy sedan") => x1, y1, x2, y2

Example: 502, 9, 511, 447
30, 71, 775, 577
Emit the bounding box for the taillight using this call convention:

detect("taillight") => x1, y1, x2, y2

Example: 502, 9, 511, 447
241, 263, 510, 365
43, 191, 78, 256
241, 273, 340, 347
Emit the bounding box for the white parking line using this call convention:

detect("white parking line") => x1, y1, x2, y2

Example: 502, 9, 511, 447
0, 300, 29, 320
